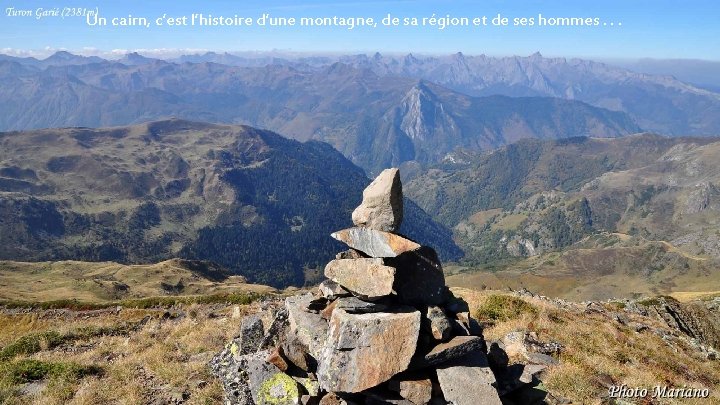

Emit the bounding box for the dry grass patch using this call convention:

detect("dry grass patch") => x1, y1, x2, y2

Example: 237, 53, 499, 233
0, 299, 271, 404
452, 288, 720, 403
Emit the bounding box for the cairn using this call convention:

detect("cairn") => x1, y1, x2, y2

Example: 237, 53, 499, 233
211, 168, 506, 404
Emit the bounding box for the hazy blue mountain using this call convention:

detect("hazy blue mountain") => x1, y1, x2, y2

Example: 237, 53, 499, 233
605, 58, 720, 91
331, 52, 720, 136
0, 57, 639, 174
169, 51, 720, 135
0, 51, 105, 68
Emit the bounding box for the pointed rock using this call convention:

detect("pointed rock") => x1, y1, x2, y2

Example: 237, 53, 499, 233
352, 168, 403, 232
436, 350, 502, 405
318, 307, 421, 393
331, 227, 420, 258
236, 314, 265, 355
324, 258, 396, 299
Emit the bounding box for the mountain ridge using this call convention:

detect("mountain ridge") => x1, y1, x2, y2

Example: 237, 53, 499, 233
405, 134, 720, 271
0, 58, 640, 174
0, 119, 461, 287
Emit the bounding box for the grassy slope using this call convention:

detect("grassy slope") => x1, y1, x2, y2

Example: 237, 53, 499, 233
0, 300, 265, 404
0, 259, 275, 303
446, 234, 720, 301
453, 288, 720, 404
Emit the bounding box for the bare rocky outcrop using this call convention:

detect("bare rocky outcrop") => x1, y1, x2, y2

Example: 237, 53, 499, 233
211, 169, 551, 404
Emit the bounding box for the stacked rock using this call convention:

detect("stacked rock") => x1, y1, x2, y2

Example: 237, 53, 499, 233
211, 168, 503, 405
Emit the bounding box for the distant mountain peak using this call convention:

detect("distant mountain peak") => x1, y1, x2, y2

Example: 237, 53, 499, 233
529, 51, 543, 59
119, 52, 158, 66
399, 81, 453, 142
48, 50, 75, 60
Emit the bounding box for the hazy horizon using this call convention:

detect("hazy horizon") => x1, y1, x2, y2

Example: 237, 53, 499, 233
3, 47, 720, 64
2, 0, 719, 60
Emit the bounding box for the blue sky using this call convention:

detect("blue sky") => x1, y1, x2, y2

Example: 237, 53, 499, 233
1, 0, 719, 59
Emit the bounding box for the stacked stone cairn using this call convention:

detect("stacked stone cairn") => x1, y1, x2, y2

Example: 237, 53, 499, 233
211, 168, 517, 404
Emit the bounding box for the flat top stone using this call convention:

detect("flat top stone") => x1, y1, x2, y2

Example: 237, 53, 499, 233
351, 168, 404, 232
335, 296, 389, 313
436, 350, 502, 405
331, 227, 420, 258
324, 258, 396, 299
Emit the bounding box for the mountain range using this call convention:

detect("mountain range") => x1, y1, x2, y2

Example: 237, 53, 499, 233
0, 53, 642, 174
331, 52, 720, 136
162, 51, 720, 135
2, 50, 720, 295
403, 134, 720, 297
0, 119, 460, 287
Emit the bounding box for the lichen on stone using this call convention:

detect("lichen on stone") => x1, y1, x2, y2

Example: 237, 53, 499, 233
256, 372, 300, 404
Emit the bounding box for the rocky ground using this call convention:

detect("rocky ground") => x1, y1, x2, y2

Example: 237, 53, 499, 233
1, 288, 718, 404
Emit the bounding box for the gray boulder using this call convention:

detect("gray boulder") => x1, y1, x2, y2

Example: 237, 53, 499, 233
238, 315, 265, 355
285, 294, 329, 361
318, 307, 421, 393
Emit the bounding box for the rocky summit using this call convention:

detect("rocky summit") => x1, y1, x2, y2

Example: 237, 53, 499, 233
210, 169, 548, 404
